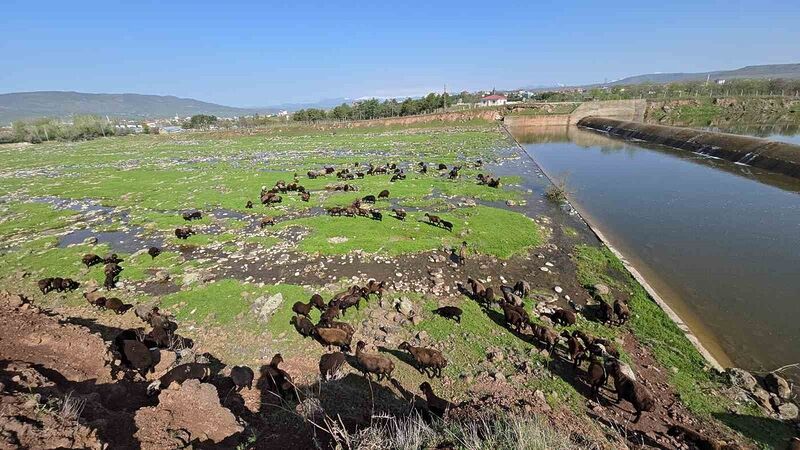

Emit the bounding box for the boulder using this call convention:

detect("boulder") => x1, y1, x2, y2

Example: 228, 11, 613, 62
251, 293, 284, 323
134, 380, 242, 448
726, 368, 758, 391
395, 297, 413, 317
777, 402, 799, 420
592, 283, 611, 296
765, 372, 792, 399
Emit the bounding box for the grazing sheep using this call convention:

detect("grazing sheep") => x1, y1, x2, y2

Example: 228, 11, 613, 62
560, 330, 586, 369
501, 304, 529, 333
315, 327, 352, 352
437, 163, 447, 171
440, 220, 453, 232
262, 354, 294, 398
174, 227, 194, 239
292, 296, 323, 317
466, 277, 486, 299
419, 164, 428, 174
606, 359, 655, 423
362, 195, 376, 203
448, 167, 459, 180
531, 324, 558, 353
364, 280, 386, 299
134, 304, 157, 323
419, 382, 451, 417
614, 300, 630, 325
290, 315, 315, 338
104, 297, 130, 314
398, 342, 447, 378
147, 246, 161, 259
391, 208, 406, 220
121, 339, 153, 373
300, 192, 310, 202
82, 253, 103, 267
260, 216, 275, 228
483, 287, 496, 304
246, 200, 254, 209
355, 341, 394, 381
148, 363, 212, 394
320, 305, 341, 323
513, 280, 531, 298
378, 189, 389, 199
327, 206, 344, 216
336, 291, 366, 315
370, 209, 382, 221
547, 308, 577, 326
597, 299, 614, 325
56, 278, 80, 292
319, 352, 347, 381
103, 274, 117, 290
433, 306, 462, 323
230, 366, 255, 391
424, 213, 440, 225
586, 356, 607, 400
84, 291, 106, 307
103, 253, 123, 264
182, 211, 202, 221
37, 278, 54, 294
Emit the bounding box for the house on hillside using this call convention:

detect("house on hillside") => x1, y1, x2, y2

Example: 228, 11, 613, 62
479, 94, 507, 106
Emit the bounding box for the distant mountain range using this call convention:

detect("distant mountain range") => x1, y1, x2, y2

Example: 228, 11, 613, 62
0, 91, 277, 124
521, 63, 800, 91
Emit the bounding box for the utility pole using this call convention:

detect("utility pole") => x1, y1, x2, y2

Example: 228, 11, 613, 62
443, 83, 447, 111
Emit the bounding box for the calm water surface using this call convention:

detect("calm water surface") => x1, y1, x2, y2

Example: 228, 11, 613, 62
511, 126, 800, 375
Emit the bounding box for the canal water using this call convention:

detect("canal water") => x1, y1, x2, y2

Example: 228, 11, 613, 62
510, 125, 800, 376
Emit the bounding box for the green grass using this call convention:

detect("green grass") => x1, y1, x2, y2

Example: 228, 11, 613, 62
160, 279, 260, 326
0, 202, 77, 238
573, 244, 794, 448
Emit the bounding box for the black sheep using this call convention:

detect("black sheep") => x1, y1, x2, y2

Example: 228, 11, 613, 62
82, 253, 103, 267
378, 189, 389, 199
245, 200, 254, 209
104, 253, 123, 264
174, 227, 194, 239
370, 210, 382, 221
606, 359, 655, 423
182, 211, 202, 221
319, 352, 347, 381
148, 246, 161, 259
440, 220, 453, 232
37, 278, 54, 294
148, 363, 212, 394
230, 366, 255, 391
433, 306, 462, 323
362, 195, 376, 203
420, 382, 451, 417
121, 339, 153, 373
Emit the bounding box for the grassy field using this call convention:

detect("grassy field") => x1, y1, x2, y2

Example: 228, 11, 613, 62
0, 120, 788, 448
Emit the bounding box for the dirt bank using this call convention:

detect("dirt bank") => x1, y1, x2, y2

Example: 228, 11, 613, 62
578, 117, 800, 180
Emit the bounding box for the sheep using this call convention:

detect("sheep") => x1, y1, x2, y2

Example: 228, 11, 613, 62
300, 192, 310, 202
614, 300, 630, 325
38, 278, 54, 294
377, 189, 390, 199
320, 320, 355, 340
398, 342, 447, 378
292, 296, 323, 317
424, 213, 440, 225
440, 220, 453, 232
182, 211, 202, 221
560, 330, 586, 369
466, 277, 486, 299
260, 216, 275, 228
419, 382, 451, 417
121, 339, 153, 373
501, 305, 529, 333
547, 308, 577, 326
606, 359, 655, 423
362, 195, 376, 203
355, 341, 394, 381
483, 287, 495, 303
433, 306, 463, 323
230, 366, 255, 391
103, 253, 123, 264
531, 324, 558, 353
246, 200, 254, 209
327, 206, 344, 216
370, 210, 383, 221
290, 315, 315, 338
148, 363, 212, 395
585, 355, 607, 400
448, 167, 459, 180
320, 304, 341, 323
315, 327, 352, 352
458, 241, 467, 265
103, 273, 117, 290
419, 164, 428, 174
364, 280, 386, 299
57, 278, 80, 292
513, 280, 531, 298
82, 253, 103, 267
437, 163, 447, 171
174, 227, 194, 239
319, 352, 347, 381
597, 299, 614, 325
336, 291, 366, 315
104, 297, 131, 314
147, 246, 161, 259
392, 208, 406, 220
84, 291, 106, 307
134, 304, 158, 323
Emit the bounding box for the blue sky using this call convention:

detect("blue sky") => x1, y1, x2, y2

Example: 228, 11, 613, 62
1, 0, 798, 106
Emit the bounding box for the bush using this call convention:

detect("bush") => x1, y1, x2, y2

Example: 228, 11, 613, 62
10, 115, 118, 143
545, 182, 568, 204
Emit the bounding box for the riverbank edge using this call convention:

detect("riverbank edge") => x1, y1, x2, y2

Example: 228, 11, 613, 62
577, 117, 800, 180
500, 124, 725, 372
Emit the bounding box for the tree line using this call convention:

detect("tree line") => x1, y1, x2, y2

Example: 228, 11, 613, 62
4, 116, 131, 144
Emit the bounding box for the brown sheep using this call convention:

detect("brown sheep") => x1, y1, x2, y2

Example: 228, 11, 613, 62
419, 382, 451, 417
597, 299, 614, 325
82, 253, 103, 267
531, 324, 558, 353
667, 425, 736, 450
433, 306, 462, 323
364, 280, 386, 299
37, 278, 54, 294
378, 189, 389, 199
300, 192, 310, 202
230, 366, 255, 391
500, 304, 528, 333
320, 304, 341, 323
585, 355, 607, 400
606, 359, 655, 423
84, 291, 106, 307
355, 341, 394, 381
391, 208, 406, 220
104, 297, 131, 314
315, 327, 352, 352
174, 227, 194, 239
318, 320, 355, 340
424, 213, 440, 225
513, 280, 531, 297
560, 330, 586, 369
260, 216, 275, 228
121, 339, 153, 374
614, 300, 630, 325
262, 354, 294, 399
362, 195, 376, 203
182, 211, 202, 221
148, 363, 212, 394
398, 342, 447, 378
309, 294, 326, 310
290, 315, 315, 337
466, 277, 486, 299
147, 246, 161, 259
292, 297, 322, 317
319, 352, 347, 381
547, 308, 577, 326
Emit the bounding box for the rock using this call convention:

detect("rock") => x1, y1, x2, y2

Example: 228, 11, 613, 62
251, 293, 284, 323
153, 270, 170, 283
592, 283, 610, 296
726, 368, 758, 391
134, 380, 242, 448
493, 372, 506, 382
327, 236, 348, 244
416, 331, 428, 341
554, 286, 563, 294
778, 402, 799, 420
396, 297, 413, 317
182, 272, 201, 286
147, 350, 177, 380
751, 387, 772, 411
83, 236, 98, 245
506, 200, 516, 206
410, 315, 423, 326
487, 349, 504, 362
765, 372, 792, 399
1, 291, 26, 308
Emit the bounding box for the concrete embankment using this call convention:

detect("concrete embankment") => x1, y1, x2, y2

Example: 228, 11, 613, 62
578, 117, 800, 180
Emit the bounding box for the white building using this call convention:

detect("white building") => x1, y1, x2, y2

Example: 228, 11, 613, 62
479, 94, 507, 106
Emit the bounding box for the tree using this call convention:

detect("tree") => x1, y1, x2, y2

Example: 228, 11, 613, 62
187, 115, 218, 128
